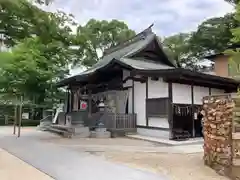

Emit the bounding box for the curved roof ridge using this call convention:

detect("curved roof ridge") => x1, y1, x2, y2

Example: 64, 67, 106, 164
103, 24, 154, 56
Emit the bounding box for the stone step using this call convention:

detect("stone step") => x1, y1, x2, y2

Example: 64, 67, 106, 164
90, 131, 111, 138
72, 126, 90, 138
72, 131, 91, 138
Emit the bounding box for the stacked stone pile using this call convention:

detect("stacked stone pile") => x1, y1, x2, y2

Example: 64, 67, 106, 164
202, 95, 234, 176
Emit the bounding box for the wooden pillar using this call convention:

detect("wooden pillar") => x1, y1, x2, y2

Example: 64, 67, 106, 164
168, 82, 173, 139
67, 88, 70, 113
88, 90, 92, 117
145, 77, 149, 126
132, 79, 135, 114
69, 88, 73, 112
191, 84, 195, 138
209, 88, 212, 95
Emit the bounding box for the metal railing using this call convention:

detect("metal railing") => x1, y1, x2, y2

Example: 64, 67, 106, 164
87, 112, 137, 132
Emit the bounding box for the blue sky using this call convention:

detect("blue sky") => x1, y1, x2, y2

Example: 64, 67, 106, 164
44, 0, 234, 37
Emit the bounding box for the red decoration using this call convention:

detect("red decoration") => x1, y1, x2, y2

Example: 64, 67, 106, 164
80, 101, 87, 110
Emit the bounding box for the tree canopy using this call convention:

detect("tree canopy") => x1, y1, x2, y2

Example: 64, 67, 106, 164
162, 33, 194, 68
224, 0, 240, 5
74, 19, 136, 67
0, 0, 136, 106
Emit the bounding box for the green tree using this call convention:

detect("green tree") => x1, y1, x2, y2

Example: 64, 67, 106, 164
0, 0, 75, 106
0, 0, 75, 47
225, 2, 240, 79
189, 13, 237, 57
0, 37, 70, 105
74, 19, 136, 66
162, 33, 198, 68
224, 0, 240, 5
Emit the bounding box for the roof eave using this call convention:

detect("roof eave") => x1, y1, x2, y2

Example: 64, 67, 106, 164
56, 59, 135, 87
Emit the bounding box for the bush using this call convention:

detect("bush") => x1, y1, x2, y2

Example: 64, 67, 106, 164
17, 119, 40, 126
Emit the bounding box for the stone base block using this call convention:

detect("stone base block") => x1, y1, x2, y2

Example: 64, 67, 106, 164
90, 131, 111, 138
73, 126, 90, 138
73, 131, 91, 138
74, 126, 89, 133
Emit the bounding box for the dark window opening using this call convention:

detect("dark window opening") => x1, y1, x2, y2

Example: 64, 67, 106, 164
146, 98, 168, 117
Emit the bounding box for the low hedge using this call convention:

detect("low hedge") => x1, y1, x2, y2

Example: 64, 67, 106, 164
17, 119, 40, 126
0, 119, 40, 126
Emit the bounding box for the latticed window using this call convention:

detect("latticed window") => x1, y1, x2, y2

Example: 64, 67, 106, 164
146, 98, 169, 117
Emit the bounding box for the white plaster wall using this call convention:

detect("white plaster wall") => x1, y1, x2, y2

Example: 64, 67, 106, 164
134, 81, 146, 126
148, 117, 169, 128
137, 128, 169, 139
194, 86, 209, 105
211, 88, 225, 95
172, 83, 191, 104
148, 78, 168, 98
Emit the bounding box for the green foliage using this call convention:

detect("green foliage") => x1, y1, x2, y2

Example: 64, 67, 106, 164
224, 0, 240, 5
18, 119, 40, 126
74, 19, 136, 66
189, 13, 237, 57
162, 33, 196, 68
0, 0, 75, 47
161, 13, 238, 69
0, 0, 76, 106
225, 2, 240, 80
0, 0, 136, 107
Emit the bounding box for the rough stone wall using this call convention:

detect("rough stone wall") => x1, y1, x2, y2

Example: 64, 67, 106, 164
202, 95, 234, 176
232, 97, 240, 180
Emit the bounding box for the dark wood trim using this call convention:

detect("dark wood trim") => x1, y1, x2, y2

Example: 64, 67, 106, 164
146, 114, 168, 118
67, 88, 70, 113
191, 84, 195, 137
70, 89, 73, 112
163, 76, 236, 91
123, 76, 146, 83
136, 125, 170, 131
209, 88, 211, 95
146, 78, 149, 126
88, 90, 92, 117
132, 78, 135, 114
146, 97, 168, 101
122, 86, 133, 90
168, 82, 173, 139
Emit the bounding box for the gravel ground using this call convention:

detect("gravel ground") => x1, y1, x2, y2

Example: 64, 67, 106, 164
0, 128, 169, 180
0, 127, 230, 180
97, 151, 230, 180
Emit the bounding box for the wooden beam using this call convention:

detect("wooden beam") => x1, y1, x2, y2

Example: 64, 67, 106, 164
168, 82, 173, 139
191, 84, 195, 138
164, 76, 236, 90
88, 90, 92, 118
146, 77, 149, 126
123, 76, 146, 83
132, 79, 135, 114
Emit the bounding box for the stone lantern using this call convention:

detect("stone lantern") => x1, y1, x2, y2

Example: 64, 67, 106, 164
98, 101, 105, 112
97, 100, 105, 129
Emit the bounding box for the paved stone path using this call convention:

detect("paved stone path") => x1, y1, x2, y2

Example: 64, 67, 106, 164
0, 128, 169, 180
0, 148, 52, 180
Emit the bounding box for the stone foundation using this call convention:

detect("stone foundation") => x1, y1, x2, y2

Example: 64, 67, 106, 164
90, 128, 111, 138
73, 125, 90, 138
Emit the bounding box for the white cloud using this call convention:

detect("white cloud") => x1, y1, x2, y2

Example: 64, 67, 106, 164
43, 0, 234, 36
